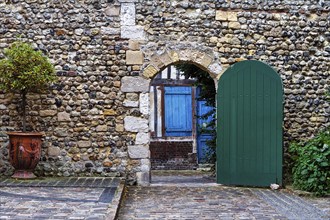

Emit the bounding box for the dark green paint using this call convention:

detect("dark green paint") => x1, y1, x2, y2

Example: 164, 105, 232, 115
217, 60, 283, 187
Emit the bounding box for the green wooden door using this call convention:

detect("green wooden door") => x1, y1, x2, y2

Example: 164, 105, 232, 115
217, 60, 283, 187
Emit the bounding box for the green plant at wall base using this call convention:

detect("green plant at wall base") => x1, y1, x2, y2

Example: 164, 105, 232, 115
0, 41, 56, 132
289, 127, 330, 196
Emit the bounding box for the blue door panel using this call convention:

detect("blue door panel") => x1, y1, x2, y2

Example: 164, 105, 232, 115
196, 94, 215, 163
197, 100, 214, 127
197, 135, 214, 163
165, 86, 192, 137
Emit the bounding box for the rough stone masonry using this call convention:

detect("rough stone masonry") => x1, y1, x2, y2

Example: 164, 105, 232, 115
0, 0, 329, 185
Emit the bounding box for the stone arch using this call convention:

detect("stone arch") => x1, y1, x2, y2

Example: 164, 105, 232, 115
135, 43, 222, 185
141, 43, 223, 81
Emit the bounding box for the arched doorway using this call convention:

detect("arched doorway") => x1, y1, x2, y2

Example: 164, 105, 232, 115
217, 60, 283, 187
149, 64, 216, 171
137, 45, 223, 185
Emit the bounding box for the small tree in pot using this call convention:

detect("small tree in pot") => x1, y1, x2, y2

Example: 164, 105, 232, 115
0, 41, 56, 179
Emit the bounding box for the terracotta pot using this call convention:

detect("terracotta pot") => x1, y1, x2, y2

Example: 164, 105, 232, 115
7, 132, 43, 179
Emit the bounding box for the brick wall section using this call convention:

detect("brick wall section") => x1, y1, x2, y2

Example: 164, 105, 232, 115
150, 141, 197, 170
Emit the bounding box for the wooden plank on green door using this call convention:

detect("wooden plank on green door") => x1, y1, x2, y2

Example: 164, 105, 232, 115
217, 60, 283, 187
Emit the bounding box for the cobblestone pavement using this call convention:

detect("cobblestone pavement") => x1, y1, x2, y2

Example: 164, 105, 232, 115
0, 177, 124, 220
117, 171, 330, 220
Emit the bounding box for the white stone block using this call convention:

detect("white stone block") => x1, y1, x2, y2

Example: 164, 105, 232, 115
136, 171, 150, 186
139, 93, 150, 115
140, 164, 150, 172
121, 76, 150, 92
140, 159, 151, 172
121, 25, 146, 40
128, 145, 150, 159
123, 100, 139, 107
208, 62, 222, 75
121, 3, 135, 26
101, 27, 120, 35
124, 116, 148, 132
136, 132, 150, 145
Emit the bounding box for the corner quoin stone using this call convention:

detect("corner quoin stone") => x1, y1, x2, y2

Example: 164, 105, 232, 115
124, 116, 148, 132
135, 132, 150, 145
139, 93, 149, 115
128, 145, 150, 159
136, 171, 150, 186
121, 76, 150, 92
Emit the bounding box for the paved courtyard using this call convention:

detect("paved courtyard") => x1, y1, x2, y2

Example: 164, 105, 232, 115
0, 173, 329, 220
117, 171, 330, 220
0, 177, 124, 220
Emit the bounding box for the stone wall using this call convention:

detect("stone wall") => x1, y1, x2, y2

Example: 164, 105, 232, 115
0, 0, 329, 185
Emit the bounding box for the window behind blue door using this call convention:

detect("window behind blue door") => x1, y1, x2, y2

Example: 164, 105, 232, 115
164, 86, 192, 137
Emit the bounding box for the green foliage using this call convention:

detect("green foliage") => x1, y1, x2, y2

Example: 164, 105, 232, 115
0, 41, 56, 93
289, 127, 330, 196
175, 63, 216, 164
175, 63, 216, 106
0, 40, 56, 131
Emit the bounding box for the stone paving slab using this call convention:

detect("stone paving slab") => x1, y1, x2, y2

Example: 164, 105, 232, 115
0, 177, 121, 188
0, 177, 125, 220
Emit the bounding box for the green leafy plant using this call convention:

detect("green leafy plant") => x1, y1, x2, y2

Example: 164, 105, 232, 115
0, 41, 56, 132
289, 127, 330, 196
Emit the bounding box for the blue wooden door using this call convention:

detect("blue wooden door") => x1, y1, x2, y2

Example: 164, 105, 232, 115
164, 86, 192, 137
196, 95, 214, 163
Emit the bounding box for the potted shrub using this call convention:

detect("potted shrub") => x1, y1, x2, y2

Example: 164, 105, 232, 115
0, 41, 56, 179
